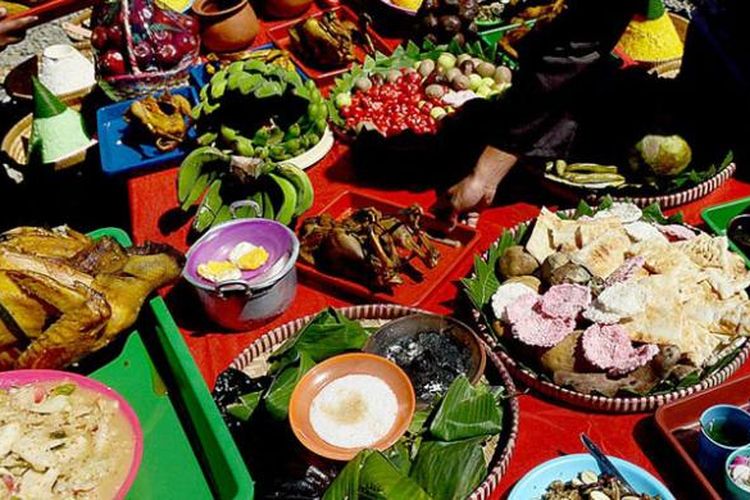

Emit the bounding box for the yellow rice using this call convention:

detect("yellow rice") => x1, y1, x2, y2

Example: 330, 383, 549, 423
618, 13, 684, 62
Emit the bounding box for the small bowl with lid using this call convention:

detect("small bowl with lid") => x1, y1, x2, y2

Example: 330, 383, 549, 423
184, 218, 299, 330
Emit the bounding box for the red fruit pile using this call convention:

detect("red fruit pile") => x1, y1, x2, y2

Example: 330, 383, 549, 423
92, 0, 199, 77
340, 69, 441, 137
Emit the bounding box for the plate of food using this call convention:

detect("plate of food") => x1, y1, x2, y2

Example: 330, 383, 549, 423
267, 6, 392, 83
328, 41, 513, 141
0, 225, 252, 498
463, 198, 750, 412
508, 454, 675, 500
297, 190, 481, 306
211, 304, 519, 499
539, 141, 736, 209
97, 86, 198, 175
0, 370, 143, 498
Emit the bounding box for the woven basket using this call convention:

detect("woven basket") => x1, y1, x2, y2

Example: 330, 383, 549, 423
1, 114, 96, 170
468, 211, 750, 413
228, 304, 520, 499
539, 162, 737, 210
95, 0, 199, 101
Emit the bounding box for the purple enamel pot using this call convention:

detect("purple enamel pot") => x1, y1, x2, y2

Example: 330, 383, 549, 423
184, 218, 299, 330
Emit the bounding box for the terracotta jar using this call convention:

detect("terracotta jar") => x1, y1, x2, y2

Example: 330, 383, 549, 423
192, 0, 260, 53
264, 0, 313, 19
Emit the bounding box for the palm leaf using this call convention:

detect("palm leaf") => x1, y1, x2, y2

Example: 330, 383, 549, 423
264, 352, 315, 420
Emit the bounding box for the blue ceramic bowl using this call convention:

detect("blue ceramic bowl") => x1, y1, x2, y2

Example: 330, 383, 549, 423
699, 405, 750, 478
726, 446, 750, 500
508, 454, 675, 500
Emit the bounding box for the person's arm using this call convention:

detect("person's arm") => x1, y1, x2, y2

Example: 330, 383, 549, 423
0, 8, 37, 51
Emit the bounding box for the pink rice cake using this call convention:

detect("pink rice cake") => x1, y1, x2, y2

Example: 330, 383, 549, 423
581, 324, 659, 376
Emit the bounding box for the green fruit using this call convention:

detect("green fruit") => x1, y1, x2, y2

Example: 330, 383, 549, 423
286, 123, 302, 139
181, 172, 213, 211
284, 138, 301, 156
308, 103, 327, 121
220, 125, 238, 143
193, 179, 223, 233
437, 52, 457, 71
276, 164, 314, 216
211, 69, 228, 83
233, 137, 255, 157
227, 71, 244, 92
261, 190, 275, 220
468, 73, 483, 91
269, 145, 290, 161
253, 127, 270, 146
196, 132, 218, 146
210, 78, 227, 100
212, 204, 232, 227
227, 61, 244, 74
314, 119, 327, 134
178, 146, 227, 204
267, 172, 298, 225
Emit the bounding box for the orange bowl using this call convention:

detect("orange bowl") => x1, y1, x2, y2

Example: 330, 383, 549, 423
289, 353, 416, 461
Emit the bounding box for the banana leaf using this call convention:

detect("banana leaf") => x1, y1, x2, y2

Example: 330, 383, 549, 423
323, 450, 369, 500
226, 391, 262, 422
269, 308, 369, 372
429, 375, 502, 442
359, 452, 431, 500
382, 440, 412, 476
264, 352, 315, 420
409, 439, 486, 500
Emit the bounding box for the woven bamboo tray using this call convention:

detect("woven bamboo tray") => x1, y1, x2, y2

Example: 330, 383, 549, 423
228, 304, 521, 499
468, 210, 750, 413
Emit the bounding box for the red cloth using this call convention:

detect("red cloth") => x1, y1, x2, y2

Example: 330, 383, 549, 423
126, 12, 750, 497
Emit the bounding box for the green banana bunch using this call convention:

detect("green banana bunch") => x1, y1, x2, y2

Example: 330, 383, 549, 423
192, 60, 327, 167
177, 146, 314, 234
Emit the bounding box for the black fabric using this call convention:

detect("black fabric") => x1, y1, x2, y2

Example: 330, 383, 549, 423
444, 0, 750, 172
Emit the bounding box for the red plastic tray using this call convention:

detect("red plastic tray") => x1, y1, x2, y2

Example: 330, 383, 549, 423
296, 190, 481, 307
654, 374, 750, 500
267, 6, 392, 83
6, 0, 96, 28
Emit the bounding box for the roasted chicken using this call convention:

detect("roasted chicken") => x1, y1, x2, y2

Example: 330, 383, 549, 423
299, 205, 440, 290
126, 91, 193, 152
289, 11, 371, 68
0, 226, 182, 370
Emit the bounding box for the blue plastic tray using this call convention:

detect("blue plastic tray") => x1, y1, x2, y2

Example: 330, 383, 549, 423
97, 86, 198, 176
189, 43, 309, 89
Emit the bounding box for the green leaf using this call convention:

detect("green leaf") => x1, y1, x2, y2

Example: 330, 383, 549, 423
264, 352, 315, 420
410, 438, 487, 500
324, 450, 370, 500
226, 391, 262, 421
641, 202, 683, 225
408, 409, 431, 436
363, 55, 377, 71
360, 452, 431, 500
429, 375, 502, 441
573, 199, 595, 218
406, 40, 421, 58
270, 308, 369, 369
383, 441, 412, 476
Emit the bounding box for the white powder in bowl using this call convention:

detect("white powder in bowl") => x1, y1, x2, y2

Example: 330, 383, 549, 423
309, 374, 398, 449
39, 45, 95, 96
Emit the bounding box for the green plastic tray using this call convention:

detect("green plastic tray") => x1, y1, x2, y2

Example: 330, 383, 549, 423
701, 196, 750, 264
87, 228, 253, 499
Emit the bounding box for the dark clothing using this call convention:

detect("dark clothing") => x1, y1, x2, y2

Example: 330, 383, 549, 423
463, 0, 750, 170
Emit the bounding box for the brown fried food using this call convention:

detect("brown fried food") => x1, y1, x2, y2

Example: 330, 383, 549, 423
126, 91, 193, 152
0, 226, 182, 370
299, 204, 440, 291
289, 11, 359, 68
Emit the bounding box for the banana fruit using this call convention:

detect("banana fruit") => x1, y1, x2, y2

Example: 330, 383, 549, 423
179, 150, 315, 233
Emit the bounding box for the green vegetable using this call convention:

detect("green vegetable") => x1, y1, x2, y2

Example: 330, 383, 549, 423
429, 375, 502, 441
51, 383, 76, 396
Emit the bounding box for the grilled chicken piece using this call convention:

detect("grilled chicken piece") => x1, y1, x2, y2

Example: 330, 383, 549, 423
0, 227, 182, 370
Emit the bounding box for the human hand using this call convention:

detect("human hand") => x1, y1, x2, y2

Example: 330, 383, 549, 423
0, 8, 37, 51
434, 146, 518, 228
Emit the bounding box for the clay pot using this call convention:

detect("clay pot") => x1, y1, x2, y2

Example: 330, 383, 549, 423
265, 0, 313, 19
192, 0, 260, 53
